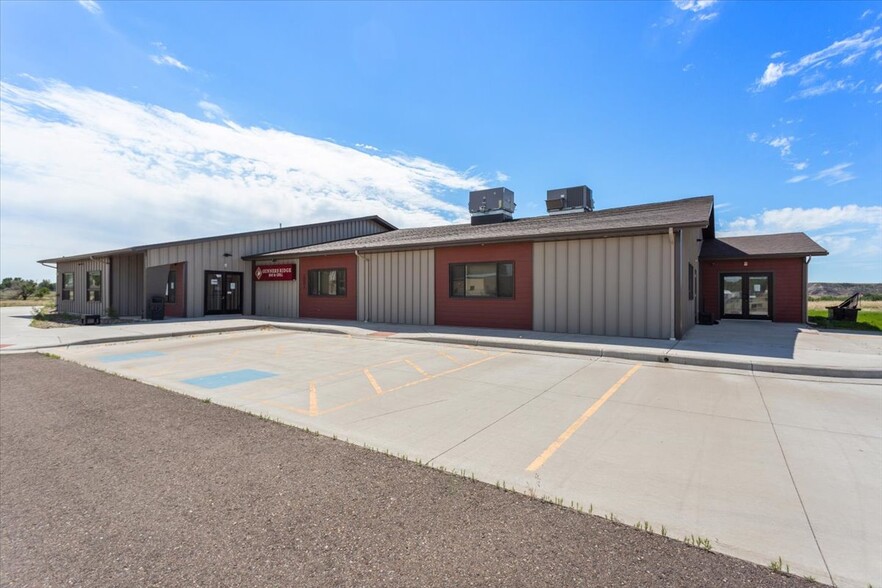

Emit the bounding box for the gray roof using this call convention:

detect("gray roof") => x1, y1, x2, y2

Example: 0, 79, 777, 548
700, 233, 828, 259
38, 216, 396, 263
247, 195, 715, 260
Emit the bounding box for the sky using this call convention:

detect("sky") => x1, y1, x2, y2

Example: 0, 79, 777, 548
1, 0, 881, 283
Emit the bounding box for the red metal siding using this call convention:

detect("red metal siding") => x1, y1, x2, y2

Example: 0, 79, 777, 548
164, 262, 187, 318
299, 254, 357, 320
435, 242, 533, 330
699, 257, 805, 323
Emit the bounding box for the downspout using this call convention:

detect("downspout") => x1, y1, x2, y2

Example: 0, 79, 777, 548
668, 228, 676, 341
354, 250, 369, 322
803, 256, 811, 324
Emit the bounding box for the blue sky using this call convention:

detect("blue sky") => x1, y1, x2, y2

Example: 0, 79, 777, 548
1, 0, 880, 282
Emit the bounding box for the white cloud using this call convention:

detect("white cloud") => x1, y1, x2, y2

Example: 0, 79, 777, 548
673, 0, 717, 12
767, 135, 794, 156
786, 175, 809, 183
682, 63, 694, 72
78, 0, 101, 15
747, 132, 759, 142
149, 54, 190, 72
770, 51, 787, 59
792, 161, 809, 171
355, 143, 379, 151
670, 1, 718, 25
789, 78, 863, 99
495, 171, 510, 182
861, 9, 874, 20
753, 27, 882, 91
874, 82, 882, 93
0, 79, 488, 279
198, 100, 226, 120
813, 162, 856, 185
722, 205, 881, 235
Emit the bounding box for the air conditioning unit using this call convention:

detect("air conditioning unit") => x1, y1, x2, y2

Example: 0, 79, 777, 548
546, 186, 594, 215
469, 188, 515, 225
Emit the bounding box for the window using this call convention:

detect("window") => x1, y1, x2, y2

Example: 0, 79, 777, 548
307, 268, 346, 296
688, 263, 695, 301
449, 262, 514, 298
62, 272, 74, 301
166, 270, 176, 303
87, 271, 102, 302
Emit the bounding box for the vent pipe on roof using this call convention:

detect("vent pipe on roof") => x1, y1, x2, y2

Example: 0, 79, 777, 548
546, 186, 594, 215
469, 188, 515, 226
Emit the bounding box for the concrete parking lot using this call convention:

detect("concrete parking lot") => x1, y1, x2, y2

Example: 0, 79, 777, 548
52, 329, 881, 587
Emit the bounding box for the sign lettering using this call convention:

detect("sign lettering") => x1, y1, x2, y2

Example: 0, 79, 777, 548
254, 264, 295, 281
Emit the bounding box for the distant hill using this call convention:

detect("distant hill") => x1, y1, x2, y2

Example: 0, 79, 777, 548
808, 283, 882, 297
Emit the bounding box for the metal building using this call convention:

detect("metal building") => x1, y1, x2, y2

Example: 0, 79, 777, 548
39, 217, 394, 319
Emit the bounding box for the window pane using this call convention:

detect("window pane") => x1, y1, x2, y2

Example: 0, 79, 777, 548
308, 270, 318, 295
327, 270, 337, 296
723, 276, 742, 315
63, 273, 74, 289
466, 263, 496, 297
166, 270, 176, 303
87, 289, 101, 302
88, 271, 101, 289
336, 270, 346, 296
497, 263, 514, 298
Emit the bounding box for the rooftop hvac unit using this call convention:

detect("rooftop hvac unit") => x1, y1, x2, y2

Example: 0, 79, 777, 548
546, 186, 594, 215
469, 187, 515, 225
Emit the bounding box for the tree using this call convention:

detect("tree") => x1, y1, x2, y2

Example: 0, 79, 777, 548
38, 279, 56, 292
8, 278, 38, 300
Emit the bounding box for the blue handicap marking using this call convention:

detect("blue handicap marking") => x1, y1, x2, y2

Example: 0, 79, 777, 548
99, 351, 166, 363
182, 369, 278, 389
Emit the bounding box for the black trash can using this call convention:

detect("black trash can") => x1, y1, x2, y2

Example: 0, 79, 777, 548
148, 295, 165, 320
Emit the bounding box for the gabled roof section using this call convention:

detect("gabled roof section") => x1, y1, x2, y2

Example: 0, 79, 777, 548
247, 195, 715, 260
700, 233, 828, 259
37, 216, 396, 263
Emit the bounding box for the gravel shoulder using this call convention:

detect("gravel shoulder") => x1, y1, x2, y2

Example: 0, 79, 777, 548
1, 353, 817, 587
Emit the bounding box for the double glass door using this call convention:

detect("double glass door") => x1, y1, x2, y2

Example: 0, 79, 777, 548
205, 271, 243, 314
721, 273, 772, 319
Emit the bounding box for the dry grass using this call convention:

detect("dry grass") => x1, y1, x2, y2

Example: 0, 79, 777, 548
0, 298, 55, 308
807, 299, 882, 311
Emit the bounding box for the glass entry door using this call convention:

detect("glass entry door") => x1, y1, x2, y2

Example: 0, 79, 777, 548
204, 271, 243, 314
720, 273, 772, 319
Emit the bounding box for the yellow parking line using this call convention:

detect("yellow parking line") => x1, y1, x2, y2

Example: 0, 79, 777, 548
526, 364, 641, 473
316, 352, 507, 416
438, 350, 462, 364
404, 358, 429, 377
364, 368, 383, 395
308, 382, 318, 416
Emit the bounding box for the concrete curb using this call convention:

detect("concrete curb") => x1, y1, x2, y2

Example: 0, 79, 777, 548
7, 323, 880, 379
6, 323, 354, 352
401, 334, 882, 379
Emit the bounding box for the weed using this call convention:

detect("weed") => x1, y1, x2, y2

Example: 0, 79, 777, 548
660, 525, 667, 538
588, 504, 593, 515
684, 535, 713, 551
201, 398, 211, 404
804, 576, 816, 583
606, 512, 619, 523
44, 353, 61, 360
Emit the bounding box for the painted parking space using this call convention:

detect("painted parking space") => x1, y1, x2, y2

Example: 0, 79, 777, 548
99, 350, 165, 363
51, 329, 882, 588
182, 369, 278, 389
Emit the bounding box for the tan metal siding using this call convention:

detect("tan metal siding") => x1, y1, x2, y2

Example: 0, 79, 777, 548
56, 258, 110, 316
254, 264, 299, 317
143, 218, 387, 317
533, 234, 673, 339
357, 250, 434, 325
110, 254, 144, 316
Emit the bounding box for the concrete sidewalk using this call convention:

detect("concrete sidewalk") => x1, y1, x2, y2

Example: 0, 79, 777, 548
2, 307, 880, 378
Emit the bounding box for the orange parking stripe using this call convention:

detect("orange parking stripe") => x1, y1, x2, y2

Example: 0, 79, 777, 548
364, 368, 383, 395
404, 358, 429, 377
526, 364, 641, 473
308, 382, 318, 416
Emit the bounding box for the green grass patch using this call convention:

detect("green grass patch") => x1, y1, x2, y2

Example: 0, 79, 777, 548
808, 309, 882, 331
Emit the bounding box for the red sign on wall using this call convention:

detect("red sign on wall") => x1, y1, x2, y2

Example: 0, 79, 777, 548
254, 264, 295, 281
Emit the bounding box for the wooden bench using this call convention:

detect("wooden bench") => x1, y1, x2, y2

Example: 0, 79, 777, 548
81, 314, 101, 325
